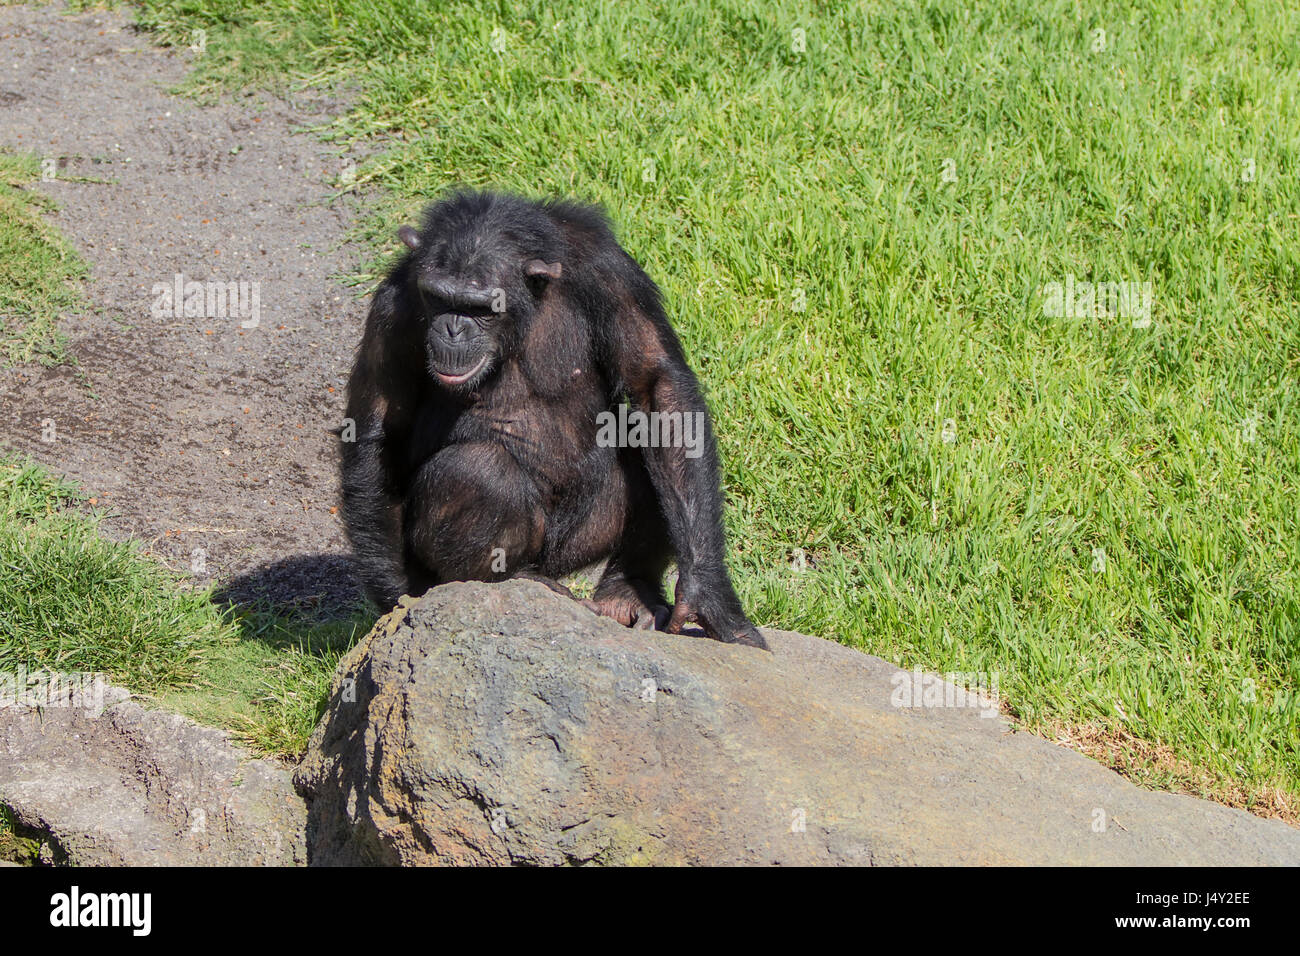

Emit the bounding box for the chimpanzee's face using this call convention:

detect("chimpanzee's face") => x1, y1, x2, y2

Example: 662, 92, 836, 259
416, 271, 505, 392
398, 219, 563, 395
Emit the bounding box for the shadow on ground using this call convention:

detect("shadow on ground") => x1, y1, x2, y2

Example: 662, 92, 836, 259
213, 554, 375, 663
212, 553, 366, 624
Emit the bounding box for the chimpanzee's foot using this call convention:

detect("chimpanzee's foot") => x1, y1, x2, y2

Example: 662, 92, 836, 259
512, 569, 667, 628
582, 593, 671, 630
583, 571, 670, 630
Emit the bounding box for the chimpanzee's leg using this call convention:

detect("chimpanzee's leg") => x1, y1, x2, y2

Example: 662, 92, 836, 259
586, 451, 673, 630
404, 442, 544, 590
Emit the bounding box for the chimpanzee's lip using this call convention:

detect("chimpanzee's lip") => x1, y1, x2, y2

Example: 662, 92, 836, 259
433, 355, 488, 385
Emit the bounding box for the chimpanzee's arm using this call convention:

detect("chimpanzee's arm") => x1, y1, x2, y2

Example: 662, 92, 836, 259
339, 281, 413, 610
603, 265, 767, 650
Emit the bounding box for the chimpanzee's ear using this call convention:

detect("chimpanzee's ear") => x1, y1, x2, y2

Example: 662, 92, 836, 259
523, 259, 563, 281
398, 226, 422, 250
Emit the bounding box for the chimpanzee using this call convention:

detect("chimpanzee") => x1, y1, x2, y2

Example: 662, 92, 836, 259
339, 190, 766, 649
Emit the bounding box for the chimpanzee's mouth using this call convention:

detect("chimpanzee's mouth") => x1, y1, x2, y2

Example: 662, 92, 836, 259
433, 354, 488, 386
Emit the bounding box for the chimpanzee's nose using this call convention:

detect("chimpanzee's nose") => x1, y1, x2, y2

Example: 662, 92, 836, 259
439, 314, 470, 340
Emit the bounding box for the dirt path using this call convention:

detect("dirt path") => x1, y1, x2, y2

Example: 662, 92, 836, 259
0, 4, 370, 614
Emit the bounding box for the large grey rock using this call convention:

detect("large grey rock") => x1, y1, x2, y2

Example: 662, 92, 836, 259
0, 680, 306, 865
296, 580, 1300, 865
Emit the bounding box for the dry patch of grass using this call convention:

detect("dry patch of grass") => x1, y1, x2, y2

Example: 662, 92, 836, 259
1045, 720, 1296, 827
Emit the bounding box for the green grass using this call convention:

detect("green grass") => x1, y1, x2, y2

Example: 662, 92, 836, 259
154, 602, 366, 758
0, 152, 84, 365
8, 0, 1297, 816
0, 457, 230, 689
0, 455, 364, 756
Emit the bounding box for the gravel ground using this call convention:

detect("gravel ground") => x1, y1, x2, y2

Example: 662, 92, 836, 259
0, 3, 372, 614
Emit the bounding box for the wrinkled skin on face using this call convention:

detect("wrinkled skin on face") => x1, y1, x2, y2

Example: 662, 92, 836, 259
399, 223, 563, 395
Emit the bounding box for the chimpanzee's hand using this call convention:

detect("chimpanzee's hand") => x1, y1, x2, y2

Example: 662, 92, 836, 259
665, 573, 769, 650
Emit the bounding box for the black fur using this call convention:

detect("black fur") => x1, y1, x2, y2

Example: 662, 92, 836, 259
340, 190, 765, 648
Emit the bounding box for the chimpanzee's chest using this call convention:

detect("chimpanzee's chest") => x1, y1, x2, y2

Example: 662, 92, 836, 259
448, 360, 613, 493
